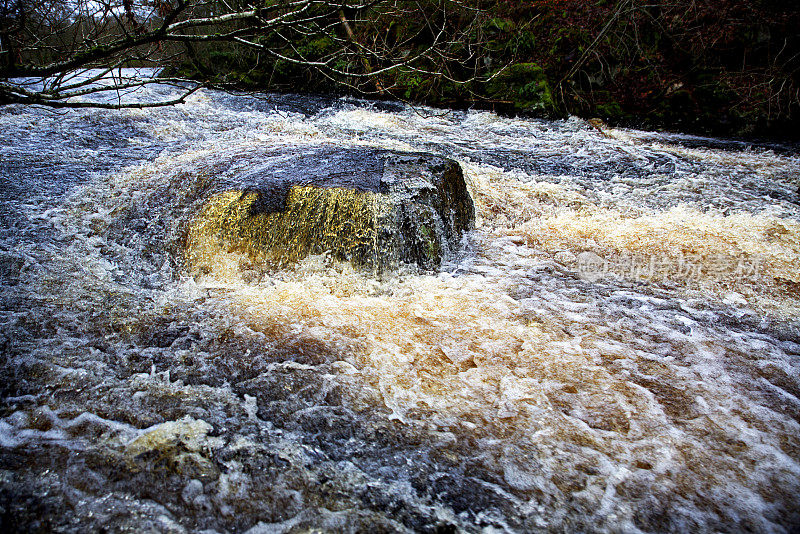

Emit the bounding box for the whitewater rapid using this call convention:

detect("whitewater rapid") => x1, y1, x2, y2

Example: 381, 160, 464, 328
1, 80, 799, 533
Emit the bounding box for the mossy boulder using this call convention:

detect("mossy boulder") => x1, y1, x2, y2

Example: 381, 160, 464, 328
186, 147, 474, 273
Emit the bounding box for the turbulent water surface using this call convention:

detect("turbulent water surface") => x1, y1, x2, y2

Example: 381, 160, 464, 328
1, 78, 800, 533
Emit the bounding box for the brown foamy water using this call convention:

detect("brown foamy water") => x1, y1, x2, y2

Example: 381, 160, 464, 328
1, 80, 799, 532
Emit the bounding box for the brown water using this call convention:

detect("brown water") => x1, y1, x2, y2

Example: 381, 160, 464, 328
1, 79, 799, 533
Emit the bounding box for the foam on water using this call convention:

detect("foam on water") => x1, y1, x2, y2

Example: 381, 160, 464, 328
1, 78, 799, 532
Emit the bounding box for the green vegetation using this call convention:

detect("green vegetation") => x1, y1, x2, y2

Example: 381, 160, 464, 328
486, 63, 556, 116
161, 0, 798, 138
2, 0, 797, 136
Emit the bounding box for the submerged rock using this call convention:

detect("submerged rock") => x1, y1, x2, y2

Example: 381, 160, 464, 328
124, 416, 222, 480
186, 147, 474, 272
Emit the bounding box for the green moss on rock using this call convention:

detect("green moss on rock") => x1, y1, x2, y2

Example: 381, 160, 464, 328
186, 148, 474, 274
486, 63, 557, 116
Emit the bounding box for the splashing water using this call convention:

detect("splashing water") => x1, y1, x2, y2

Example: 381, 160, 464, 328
1, 78, 799, 533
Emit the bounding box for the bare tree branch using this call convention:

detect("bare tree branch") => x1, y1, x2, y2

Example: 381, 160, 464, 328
0, 0, 491, 109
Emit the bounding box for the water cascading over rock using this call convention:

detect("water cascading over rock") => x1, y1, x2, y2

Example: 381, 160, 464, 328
186, 147, 474, 273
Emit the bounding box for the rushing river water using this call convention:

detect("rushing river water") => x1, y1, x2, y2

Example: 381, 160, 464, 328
1, 78, 800, 533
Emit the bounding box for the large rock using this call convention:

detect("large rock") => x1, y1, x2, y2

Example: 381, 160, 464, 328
186, 147, 474, 272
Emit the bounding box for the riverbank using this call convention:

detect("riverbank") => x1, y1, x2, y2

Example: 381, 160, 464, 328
161, 0, 800, 140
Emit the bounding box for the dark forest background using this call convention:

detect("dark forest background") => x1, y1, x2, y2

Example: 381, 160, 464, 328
169, 0, 799, 138
3, 0, 799, 138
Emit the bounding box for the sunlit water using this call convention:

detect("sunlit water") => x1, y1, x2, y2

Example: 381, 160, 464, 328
1, 78, 799, 533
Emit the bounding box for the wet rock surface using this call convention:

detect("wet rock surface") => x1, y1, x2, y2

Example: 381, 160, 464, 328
186, 146, 474, 272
